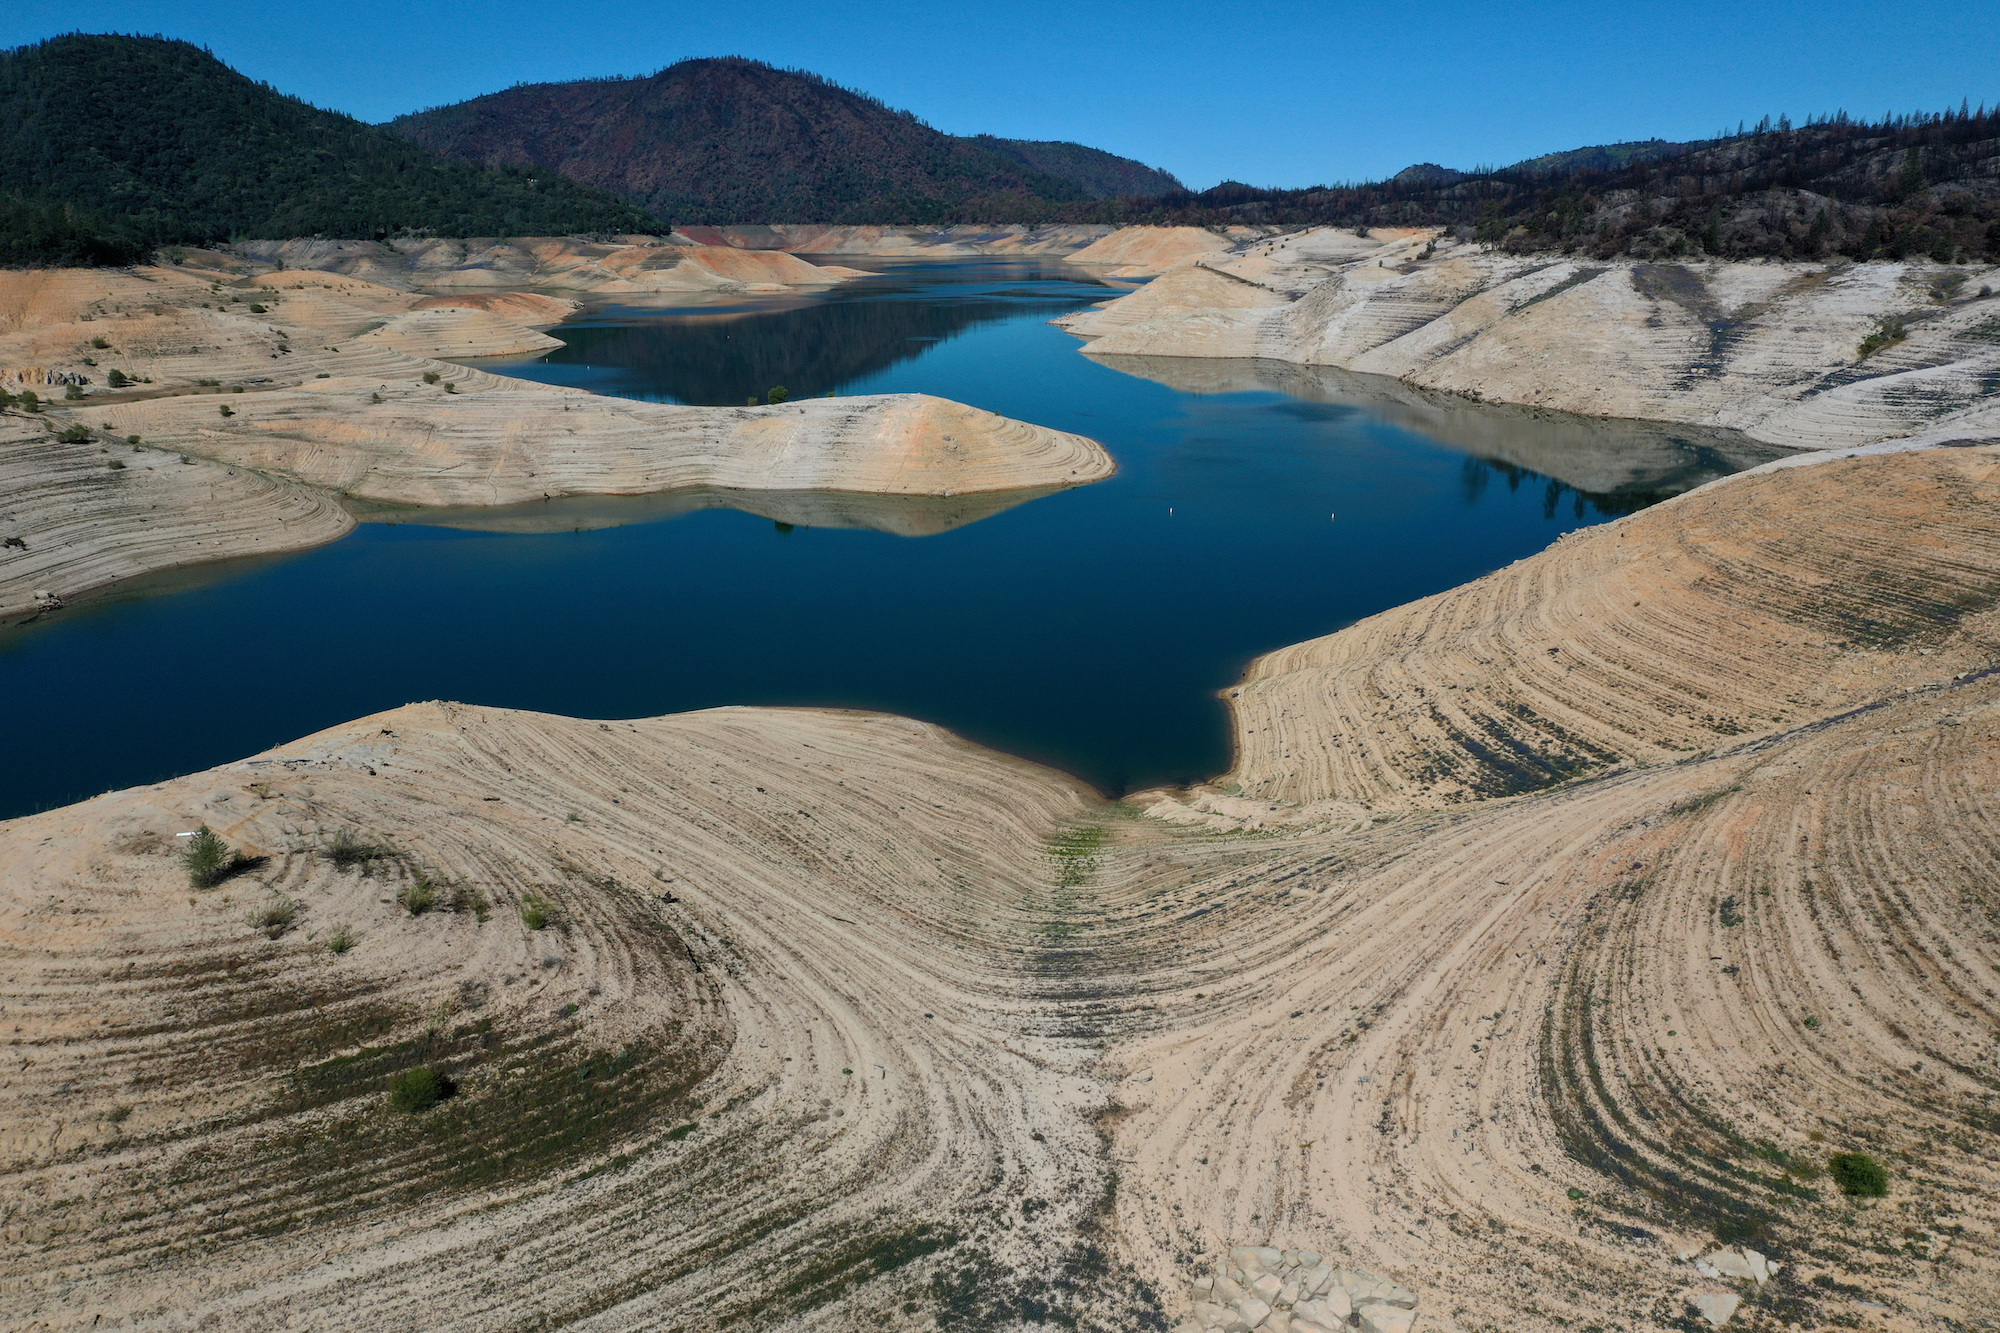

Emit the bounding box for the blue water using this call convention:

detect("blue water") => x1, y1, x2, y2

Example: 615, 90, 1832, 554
0, 259, 1774, 817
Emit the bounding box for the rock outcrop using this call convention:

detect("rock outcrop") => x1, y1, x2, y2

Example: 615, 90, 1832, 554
1060, 227, 2000, 448
1177, 1246, 1419, 1333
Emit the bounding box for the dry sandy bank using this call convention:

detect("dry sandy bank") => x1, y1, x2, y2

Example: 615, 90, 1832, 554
3, 440, 1995, 1332
202, 235, 869, 294
0, 265, 1111, 620
1060, 228, 2000, 449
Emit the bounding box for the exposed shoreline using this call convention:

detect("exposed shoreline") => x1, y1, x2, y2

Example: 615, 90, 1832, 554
1057, 226, 2000, 451
0, 260, 1112, 622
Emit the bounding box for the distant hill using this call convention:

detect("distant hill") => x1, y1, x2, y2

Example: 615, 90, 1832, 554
1507, 138, 1686, 175
389, 58, 1179, 224
970, 136, 1181, 200
1046, 108, 2000, 263
0, 34, 659, 267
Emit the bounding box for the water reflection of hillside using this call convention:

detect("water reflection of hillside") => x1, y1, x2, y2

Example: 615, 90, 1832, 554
1089, 354, 1794, 504
348, 485, 1068, 539
540, 262, 1106, 406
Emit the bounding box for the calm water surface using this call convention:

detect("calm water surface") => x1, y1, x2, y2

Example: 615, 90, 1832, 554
0, 259, 1784, 817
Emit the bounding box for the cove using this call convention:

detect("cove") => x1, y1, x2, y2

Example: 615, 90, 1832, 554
0, 258, 1787, 819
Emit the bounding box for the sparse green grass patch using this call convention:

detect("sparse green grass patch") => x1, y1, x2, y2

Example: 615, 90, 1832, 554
1829, 1152, 1889, 1197
387, 1065, 454, 1114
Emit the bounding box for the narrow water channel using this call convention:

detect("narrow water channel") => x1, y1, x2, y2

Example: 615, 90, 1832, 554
0, 258, 1786, 817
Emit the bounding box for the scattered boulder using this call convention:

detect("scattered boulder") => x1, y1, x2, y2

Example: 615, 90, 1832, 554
1186, 1244, 1419, 1333
1693, 1291, 1742, 1326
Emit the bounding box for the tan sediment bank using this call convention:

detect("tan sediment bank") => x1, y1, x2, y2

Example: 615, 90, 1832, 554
0, 264, 1112, 621
208, 235, 874, 293
1060, 226, 2000, 449
4, 441, 1995, 1331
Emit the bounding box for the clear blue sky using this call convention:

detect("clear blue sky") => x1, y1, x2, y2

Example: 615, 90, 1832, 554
14, 0, 1997, 189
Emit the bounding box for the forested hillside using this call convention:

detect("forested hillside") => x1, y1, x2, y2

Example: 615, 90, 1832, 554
390, 58, 1179, 224
0, 34, 659, 266
1029, 109, 2000, 263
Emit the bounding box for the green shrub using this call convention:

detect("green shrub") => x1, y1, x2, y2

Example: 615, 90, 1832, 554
400, 875, 437, 915
230, 384, 243, 393
19, 390, 38, 412
520, 893, 554, 930
90, 336, 109, 349
247, 303, 266, 314
422, 371, 440, 384
248, 896, 298, 938
181, 824, 234, 888
58, 424, 91, 442
106, 368, 129, 388
127, 435, 140, 445
218, 403, 234, 417
65, 384, 85, 400
1857, 318, 1907, 359
324, 826, 390, 869
107, 459, 125, 469
766, 385, 788, 405
387, 1066, 454, 1114
327, 925, 356, 954
1829, 1152, 1889, 1197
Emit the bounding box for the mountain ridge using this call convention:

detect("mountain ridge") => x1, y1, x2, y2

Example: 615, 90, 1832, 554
388, 57, 1180, 225
0, 34, 659, 266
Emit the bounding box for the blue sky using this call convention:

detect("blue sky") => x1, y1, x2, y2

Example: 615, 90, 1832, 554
14, 1, 1997, 189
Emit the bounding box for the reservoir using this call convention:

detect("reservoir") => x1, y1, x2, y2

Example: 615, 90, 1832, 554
0, 258, 1784, 817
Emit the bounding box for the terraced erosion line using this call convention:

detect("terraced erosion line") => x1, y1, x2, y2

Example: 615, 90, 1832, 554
0, 264, 1113, 620
3, 442, 1996, 1331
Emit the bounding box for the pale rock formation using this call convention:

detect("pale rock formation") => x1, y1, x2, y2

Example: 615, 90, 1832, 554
1175, 1247, 1419, 1333
1693, 1291, 1742, 1326
1061, 228, 2000, 449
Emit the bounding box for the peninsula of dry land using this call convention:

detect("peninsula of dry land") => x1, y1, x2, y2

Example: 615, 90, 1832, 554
0, 258, 1113, 621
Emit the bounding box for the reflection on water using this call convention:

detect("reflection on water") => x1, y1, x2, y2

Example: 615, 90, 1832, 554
349, 485, 1067, 540
2, 259, 1787, 818
484, 258, 1107, 407
1087, 354, 1792, 502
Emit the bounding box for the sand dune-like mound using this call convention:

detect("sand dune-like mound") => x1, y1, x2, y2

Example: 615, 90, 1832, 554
0, 703, 1127, 1330
0, 417, 353, 621
1065, 225, 1242, 278
90, 388, 1112, 508
1063, 230, 2000, 449
1208, 439, 2000, 811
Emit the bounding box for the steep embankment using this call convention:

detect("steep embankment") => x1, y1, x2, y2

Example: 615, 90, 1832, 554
3, 443, 1995, 1332
1061, 227, 2000, 448
0, 264, 1111, 619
